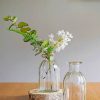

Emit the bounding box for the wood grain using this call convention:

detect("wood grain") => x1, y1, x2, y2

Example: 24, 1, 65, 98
0, 83, 100, 100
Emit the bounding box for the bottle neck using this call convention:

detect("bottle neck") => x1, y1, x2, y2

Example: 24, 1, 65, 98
69, 61, 82, 72
44, 55, 55, 65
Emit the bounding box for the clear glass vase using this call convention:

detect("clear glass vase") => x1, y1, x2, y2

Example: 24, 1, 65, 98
39, 56, 60, 92
63, 61, 86, 100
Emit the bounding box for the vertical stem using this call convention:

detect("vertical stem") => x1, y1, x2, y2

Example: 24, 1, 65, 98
39, 60, 46, 89
48, 60, 52, 90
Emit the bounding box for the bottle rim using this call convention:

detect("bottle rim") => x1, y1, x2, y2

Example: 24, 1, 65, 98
69, 61, 82, 64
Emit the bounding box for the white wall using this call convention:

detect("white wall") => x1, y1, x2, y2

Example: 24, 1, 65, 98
0, 0, 100, 82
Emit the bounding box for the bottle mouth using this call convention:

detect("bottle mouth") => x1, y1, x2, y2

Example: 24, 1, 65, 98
69, 61, 82, 65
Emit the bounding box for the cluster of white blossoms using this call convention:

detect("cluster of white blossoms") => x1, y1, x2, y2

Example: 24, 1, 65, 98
49, 30, 73, 52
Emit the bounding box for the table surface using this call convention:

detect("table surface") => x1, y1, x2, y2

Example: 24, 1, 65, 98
0, 83, 100, 100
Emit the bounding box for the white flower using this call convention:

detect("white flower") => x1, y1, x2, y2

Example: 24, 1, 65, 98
48, 30, 73, 53
49, 33, 54, 39
55, 30, 73, 52
55, 47, 61, 52
49, 33, 55, 43
57, 30, 65, 36
66, 31, 73, 38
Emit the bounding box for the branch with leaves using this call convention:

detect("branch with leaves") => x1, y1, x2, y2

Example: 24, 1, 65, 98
4, 16, 55, 61
3, 16, 73, 61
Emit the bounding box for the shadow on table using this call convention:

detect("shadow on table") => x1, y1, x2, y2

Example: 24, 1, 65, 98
0, 95, 29, 100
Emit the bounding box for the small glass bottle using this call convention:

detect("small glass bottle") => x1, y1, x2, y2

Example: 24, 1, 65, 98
39, 56, 60, 92
63, 61, 86, 100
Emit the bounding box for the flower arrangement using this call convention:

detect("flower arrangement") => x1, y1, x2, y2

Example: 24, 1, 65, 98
3, 16, 73, 62
4, 16, 74, 92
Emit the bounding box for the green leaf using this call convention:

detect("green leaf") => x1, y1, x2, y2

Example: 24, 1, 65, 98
23, 34, 32, 42
18, 22, 28, 28
11, 16, 18, 23
3, 16, 17, 22
42, 40, 49, 47
30, 35, 37, 44
30, 30, 37, 34
36, 40, 43, 46
30, 40, 36, 45
9, 28, 26, 37
3, 16, 11, 21
47, 46, 54, 53
32, 34, 38, 39
20, 27, 31, 33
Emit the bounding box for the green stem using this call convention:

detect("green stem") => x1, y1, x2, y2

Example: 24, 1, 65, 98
48, 60, 52, 90
9, 24, 14, 30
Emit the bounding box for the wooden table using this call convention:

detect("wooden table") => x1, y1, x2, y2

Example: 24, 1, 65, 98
0, 83, 100, 100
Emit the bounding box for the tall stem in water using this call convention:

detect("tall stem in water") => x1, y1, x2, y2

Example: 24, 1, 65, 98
48, 60, 52, 90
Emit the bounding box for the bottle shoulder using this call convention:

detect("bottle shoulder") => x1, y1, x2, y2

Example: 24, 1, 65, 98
65, 71, 85, 76
64, 72, 86, 83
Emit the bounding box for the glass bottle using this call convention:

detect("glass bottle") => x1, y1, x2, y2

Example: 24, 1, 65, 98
63, 61, 86, 100
39, 56, 60, 92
